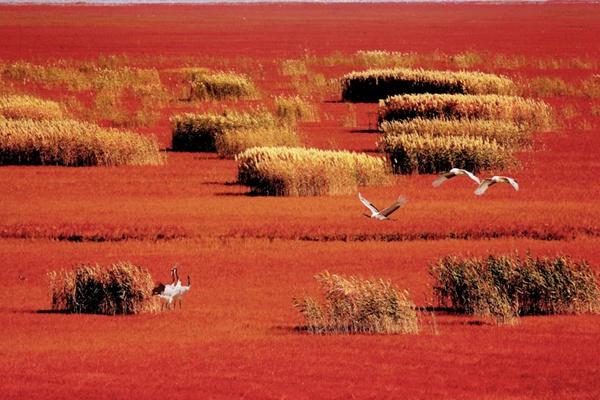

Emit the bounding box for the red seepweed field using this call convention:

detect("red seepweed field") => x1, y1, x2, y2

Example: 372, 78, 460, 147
1, 3, 600, 399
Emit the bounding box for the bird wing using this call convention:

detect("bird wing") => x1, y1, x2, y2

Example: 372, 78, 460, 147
474, 179, 493, 195
358, 192, 379, 214
506, 177, 519, 191
462, 170, 481, 185
432, 172, 453, 187
379, 196, 407, 217
432, 176, 447, 187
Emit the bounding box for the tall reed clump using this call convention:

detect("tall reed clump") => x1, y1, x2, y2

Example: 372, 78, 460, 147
188, 71, 257, 101
293, 271, 420, 334
236, 146, 390, 196
0, 119, 163, 166
431, 254, 600, 324
0, 94, 63, 120
379, 134, 513, 174
171, 110, 277, 152
380, 118, 531, 149
1, 62, 166, 127
341, 68, 517, 103
49, 262, 160, 315
274, 95, 319, 125
215, 126, 300, 159
378, 94, 553, 132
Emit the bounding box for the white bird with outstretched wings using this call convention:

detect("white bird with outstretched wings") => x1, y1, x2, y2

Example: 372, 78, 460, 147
358, 193, 407, 220
432, 168, 481, 187
475, 176, 519, 195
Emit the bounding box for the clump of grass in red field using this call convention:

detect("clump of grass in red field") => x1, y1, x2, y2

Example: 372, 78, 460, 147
431, 254, 600, 324
0, 94, 63, 120
341, 68, 516, 102
49, 262, 159, 315
236, 146, 390, 196
582, 74, 600, 99
0, 119, 163, 166
379, 133, 513, 174
1, 61, 166, 127
526, 76, 578, 97
274, 95, 319, 125
171, 109, 276, 152
215, 125, 300, 159
380, 118, 531, 149
378, 93, 554, 132
293, 271, 420, 334
188, 71, 257, 101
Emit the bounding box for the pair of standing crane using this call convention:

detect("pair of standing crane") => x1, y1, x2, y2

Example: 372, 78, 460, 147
152, 266, 191, 310
359, 169, 519, 220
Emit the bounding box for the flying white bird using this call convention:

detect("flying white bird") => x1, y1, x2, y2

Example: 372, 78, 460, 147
474, 176, 519, 195
358, 192, 407, 220
432, 168, 480, 187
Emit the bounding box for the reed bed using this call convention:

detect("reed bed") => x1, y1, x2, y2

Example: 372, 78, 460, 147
1, 63, 166, 127
188, 71, 257, 101
49, 262, 160, 315
431, 254, 600, 324
236, 146, 390, 196
378, 94, 553, 131
379, 133, 513, 174
341, 68, 516, 102
215, 126, 300, 159
274, 95, 319, 125
380, 118, 531, 149
0, 94, 63, 120
171, 110, 277, 152
293, 271, 420, 334
0, 119, 163, 166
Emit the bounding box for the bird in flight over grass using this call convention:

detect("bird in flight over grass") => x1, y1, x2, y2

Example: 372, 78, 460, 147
432, 168, 480, 187
358, 192, 407, 220
475, 176, 519, 195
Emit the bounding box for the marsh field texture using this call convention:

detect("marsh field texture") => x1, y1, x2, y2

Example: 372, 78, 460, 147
1, 3, 600, 399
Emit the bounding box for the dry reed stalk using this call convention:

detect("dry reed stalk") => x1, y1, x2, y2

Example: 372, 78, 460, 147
342, 68, 517, 102
49, 262, 160, 315
379, 133, 513, 174
379, 93, 553, 131
236, 146, 390, 196
294, 271, 420, 334
0, 119, 163, 166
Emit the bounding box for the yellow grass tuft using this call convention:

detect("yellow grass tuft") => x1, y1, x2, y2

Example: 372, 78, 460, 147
216, 126, 300, 159
0, 94, 63, 120
342, 68, 516, 102
293, 271, 420, 334
236, 146, 390, 196
0, 119, 163, 166
379, 94, 553, 131
171, 110, 277, 152
274, 95, 319, 125
188, 71, 257, 101
431, 254, 600, 324
49, 262, 160, 315
380, 118, 531, 149
379, 133, 513, 174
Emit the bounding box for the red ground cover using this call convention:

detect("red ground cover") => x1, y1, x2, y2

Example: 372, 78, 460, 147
1, 3, 600, 399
